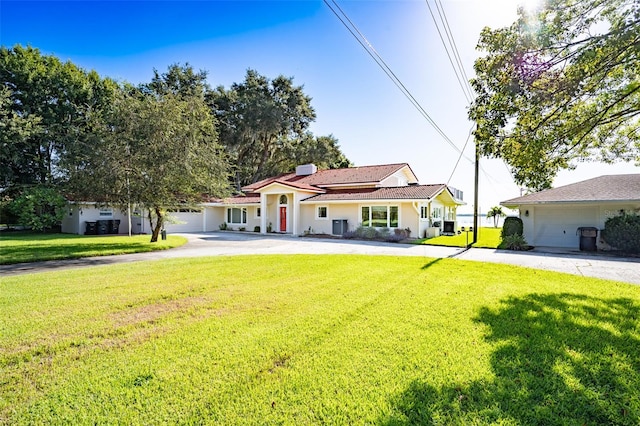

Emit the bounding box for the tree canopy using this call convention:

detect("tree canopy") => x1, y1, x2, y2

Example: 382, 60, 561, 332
1, 47, 351, 237
469, 0, 639, 190
69, 88, 230, 242
211, 69, 351, 189
0, 45, 117, 188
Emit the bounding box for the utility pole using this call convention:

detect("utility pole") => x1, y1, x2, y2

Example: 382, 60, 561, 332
473, 137, 479, 245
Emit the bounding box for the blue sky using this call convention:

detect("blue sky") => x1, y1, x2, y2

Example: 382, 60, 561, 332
2, 0, 636, 214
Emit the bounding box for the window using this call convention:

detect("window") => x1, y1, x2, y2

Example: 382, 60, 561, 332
361, 206, 370, 226
390, 206, 398, 228
226, 207, 247, 224
279, 195, 288, 205
99, 208, 113, 217
361, 205, 399, 228
317, 206, 328, 219
432, 207, 442, 219
420, 206, 429, 220
255, 207, 261, 218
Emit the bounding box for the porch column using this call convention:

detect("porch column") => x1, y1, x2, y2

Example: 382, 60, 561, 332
260, 194, 267, 234
292, 192, 299, 236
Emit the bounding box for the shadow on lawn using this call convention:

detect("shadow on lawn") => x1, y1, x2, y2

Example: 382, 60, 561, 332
0, 242, 157, 264
381, 293, 640, 425
421, 259, 442, 270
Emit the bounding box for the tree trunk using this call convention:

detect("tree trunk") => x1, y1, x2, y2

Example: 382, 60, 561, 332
150, 206, 164, 242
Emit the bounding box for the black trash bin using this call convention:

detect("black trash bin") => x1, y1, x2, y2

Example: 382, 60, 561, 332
161, 229, 167, 240
577, 227, 598, 251
96, 220, 109, 235
85, 221, 97, 235
110, 219, 120, 234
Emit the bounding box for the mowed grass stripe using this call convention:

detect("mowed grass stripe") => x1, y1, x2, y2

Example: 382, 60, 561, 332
1, 255, 639, 424
0, 233, 187, 264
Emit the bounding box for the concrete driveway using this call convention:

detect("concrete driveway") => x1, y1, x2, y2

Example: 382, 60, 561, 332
2, 231, 639, 284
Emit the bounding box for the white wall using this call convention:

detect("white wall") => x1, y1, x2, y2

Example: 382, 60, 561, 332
519, 203, 638, 248
62, 204, 130, 235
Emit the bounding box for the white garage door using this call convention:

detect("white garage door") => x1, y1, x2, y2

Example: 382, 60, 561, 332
533, 206, 598, 248
164, 211, 204, 233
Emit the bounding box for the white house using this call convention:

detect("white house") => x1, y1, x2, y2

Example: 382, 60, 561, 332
501, 174, 640, 249
62, 163, 465, 238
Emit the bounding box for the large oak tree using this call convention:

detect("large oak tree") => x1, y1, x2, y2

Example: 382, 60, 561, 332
0, 45, 117, 188
70, 88, 230, 242
211, 69, 351, 189
469, 0, 639, 190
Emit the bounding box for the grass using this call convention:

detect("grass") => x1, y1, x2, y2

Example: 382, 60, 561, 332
417, 227, 502, 248
2, 254, 639, 424
0, 232, 187, 264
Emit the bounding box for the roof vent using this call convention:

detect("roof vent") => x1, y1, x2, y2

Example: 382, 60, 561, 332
296, 164, 317, 176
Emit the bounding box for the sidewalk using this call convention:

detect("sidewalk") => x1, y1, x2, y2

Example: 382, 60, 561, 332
2, 232, 639, 284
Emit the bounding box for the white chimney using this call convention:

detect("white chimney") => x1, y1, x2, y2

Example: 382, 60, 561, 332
296, 164, 317, 176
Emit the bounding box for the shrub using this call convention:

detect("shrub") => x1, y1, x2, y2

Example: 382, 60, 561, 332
254, 226, 260, 232
385, 233, 406, 243
601, 214, 640, 253
393, 228, 411, 240
9, 186, 66, 232
239, 227, 246, 232
219, 223, 228, 230
377, 227, 391, 239
501, 216, 523, 239
499, 234, 528, 251
342, 230, 357, 239
0, 195, 20, 228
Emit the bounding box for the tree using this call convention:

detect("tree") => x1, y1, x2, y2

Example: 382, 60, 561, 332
146, 63, 210, 98
9, 185, 67, 231
469, 0, 640, 190
70, 89, 230, 242
210, 69, 318, 189
486, 206, 506, 228
0, 45, 117, 189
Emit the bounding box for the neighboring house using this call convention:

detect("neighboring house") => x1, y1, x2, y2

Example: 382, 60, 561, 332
501, 174, 640, 249
62, 163, 465, 238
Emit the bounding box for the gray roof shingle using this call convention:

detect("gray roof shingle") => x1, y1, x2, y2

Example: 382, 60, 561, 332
502, 174, 640, 205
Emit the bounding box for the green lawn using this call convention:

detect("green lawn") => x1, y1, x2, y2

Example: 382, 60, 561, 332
418, 227, 502, 248
0, 233, 187, 264
2, 255, 639, 424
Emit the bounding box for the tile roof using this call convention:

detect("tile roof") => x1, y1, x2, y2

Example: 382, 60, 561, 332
502, 174, 640, 205
301, 184, 448, 202
243, 163, 413, 191
223, 193, 261, 205
262, 179, 325, 193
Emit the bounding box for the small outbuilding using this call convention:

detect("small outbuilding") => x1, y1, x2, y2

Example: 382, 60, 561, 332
501, 174, 640, 249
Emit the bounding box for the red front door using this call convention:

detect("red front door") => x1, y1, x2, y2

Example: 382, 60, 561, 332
279, 206, 287, 232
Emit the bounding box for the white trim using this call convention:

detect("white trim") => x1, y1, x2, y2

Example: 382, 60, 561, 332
359, 204, 400, 228
226, 207, 247, 225
316, 205, 329, 220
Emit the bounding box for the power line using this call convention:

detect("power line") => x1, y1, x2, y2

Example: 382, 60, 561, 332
433, 0, 475, 100
324, 0, 475, 164
446, 124, 475, 186
425, 0, 474, 103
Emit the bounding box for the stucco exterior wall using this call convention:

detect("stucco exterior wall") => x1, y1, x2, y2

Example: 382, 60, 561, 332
61, 204, 130, 235
205, 206, 225, 232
